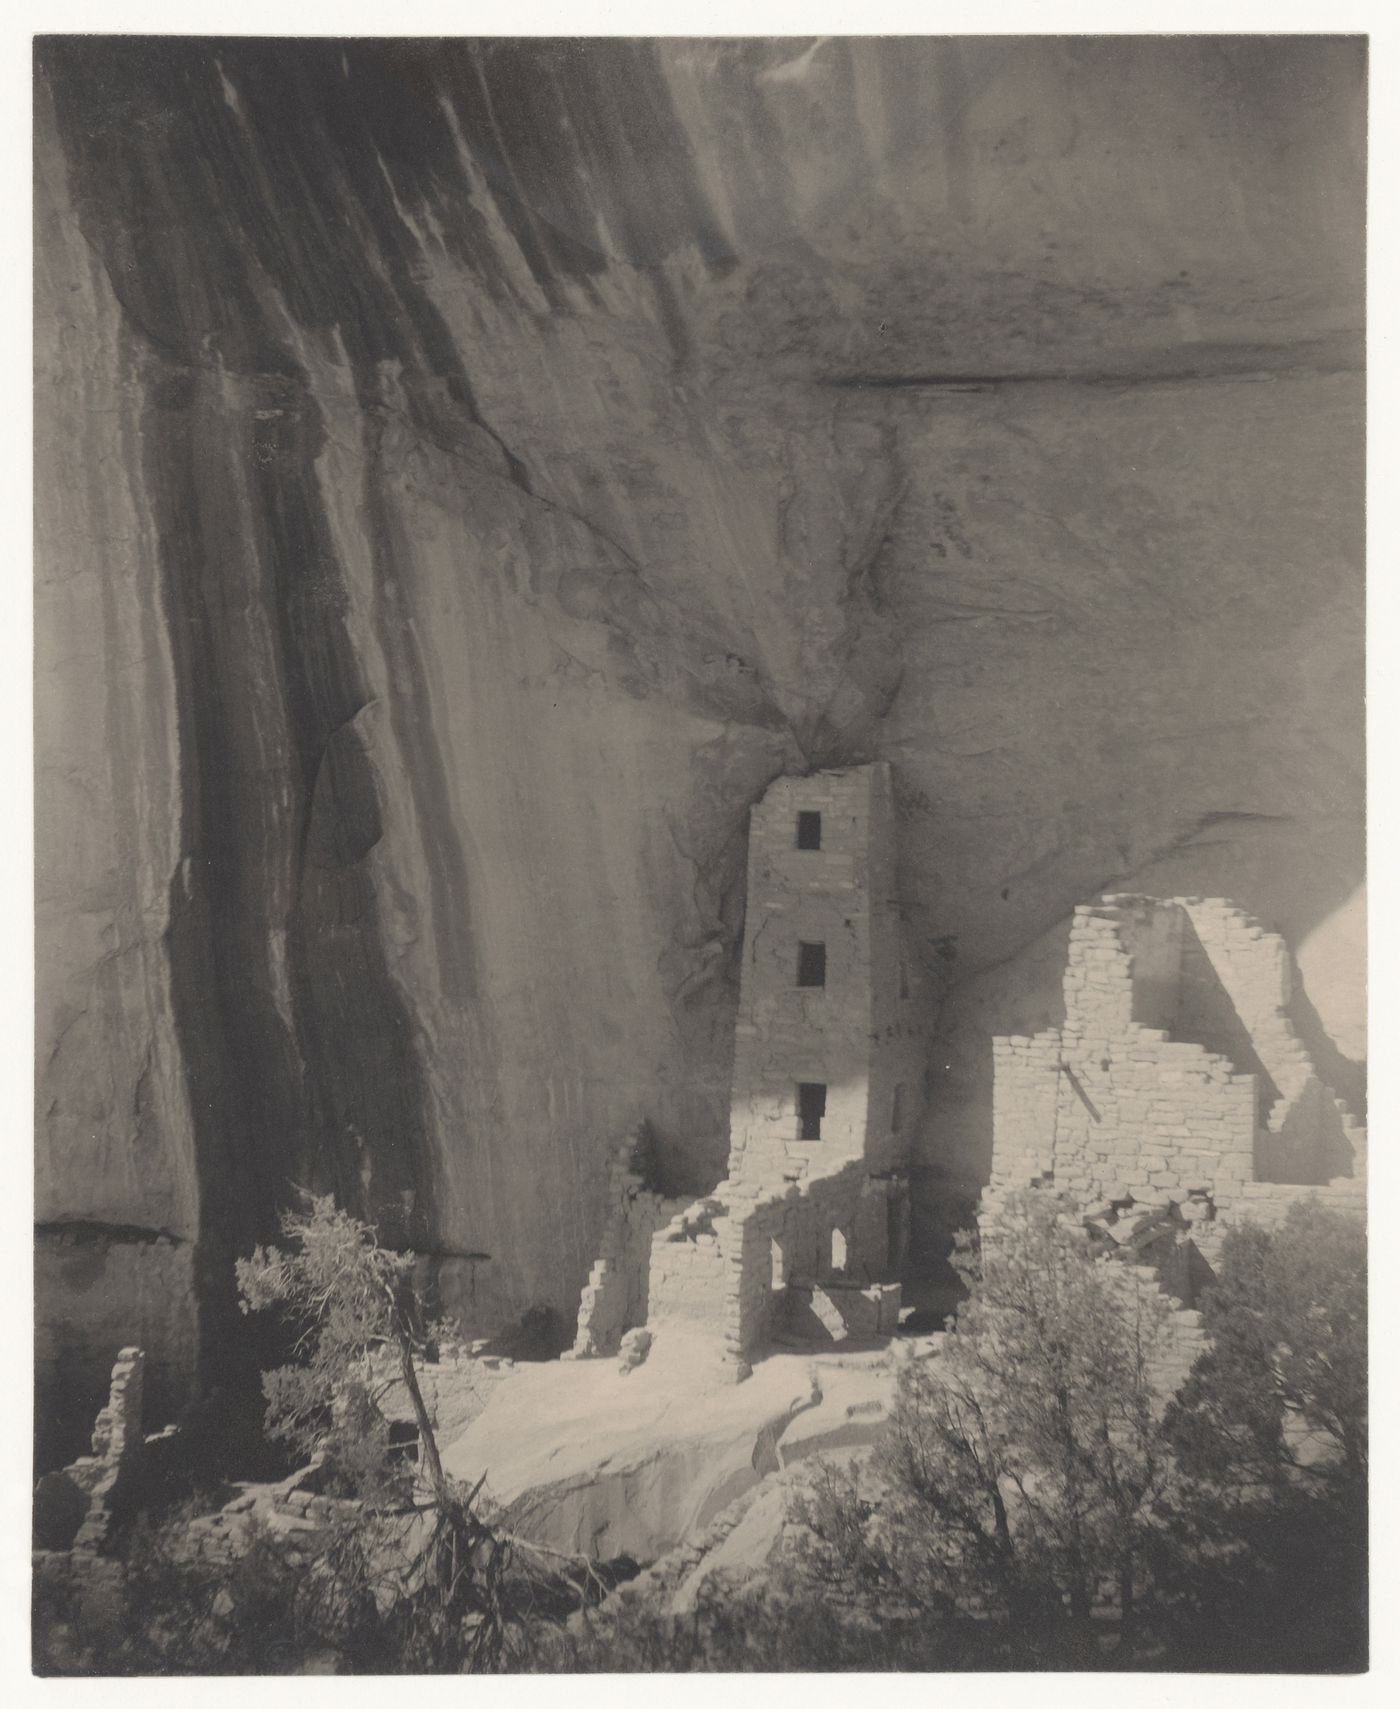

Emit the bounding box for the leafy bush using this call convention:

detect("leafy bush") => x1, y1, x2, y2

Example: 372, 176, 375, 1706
772, 1191, 1367, 1672
235, 1192, 513, 1669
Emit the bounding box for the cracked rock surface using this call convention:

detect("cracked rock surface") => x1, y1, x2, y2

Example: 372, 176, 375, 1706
441, 1331, 896, 1562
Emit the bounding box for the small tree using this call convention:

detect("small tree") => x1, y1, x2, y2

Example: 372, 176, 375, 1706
792, 1189, 1181, 1654
786, 1190, 1367, 1671
1166, 1198, 1366, 1492
236, 1192, 510, 1670
1159, 1198, 1367, 1669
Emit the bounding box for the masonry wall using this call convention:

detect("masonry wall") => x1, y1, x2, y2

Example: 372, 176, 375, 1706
1171, 913, 1277, 1106
571, 1127, 688, 1357
1122, 901, 1184, 1035
647, 1198, 731, 1331
727, 768, 878, 1187
723, 1165, 903, 1359
989, 894, 1365, 1294
622, 763, 928, 1371
866, 763, 929, 1178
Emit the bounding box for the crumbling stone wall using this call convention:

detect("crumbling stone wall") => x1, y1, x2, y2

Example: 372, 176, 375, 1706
35, 1230, 196, 1471
33, 1347, 149, 1553
657, 765, 924, 1369
989, 893, 1365, 1282
720, 1167, 905, 1357
570, 1126, 687, 1358
574, 764, 928, 1374
646, 1196, 732, 1331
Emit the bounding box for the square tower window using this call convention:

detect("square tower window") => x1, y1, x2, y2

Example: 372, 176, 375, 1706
797, 941, 827, 987
797, 1081, 827, 1141
796, 810, 822, 850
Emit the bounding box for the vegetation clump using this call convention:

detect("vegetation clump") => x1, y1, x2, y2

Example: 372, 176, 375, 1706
545, 1192, 1366, 1673
35, 1190, 1366, 1674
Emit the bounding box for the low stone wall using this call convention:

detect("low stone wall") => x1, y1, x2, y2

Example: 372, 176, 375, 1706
173, 1459, 365, 1570
647, 1198, 731, 1330
362, 1339, 512, 1445
571, 1127, 688, 1358
1234, 1174, 1367, 1226
714, 1165, 906, 1367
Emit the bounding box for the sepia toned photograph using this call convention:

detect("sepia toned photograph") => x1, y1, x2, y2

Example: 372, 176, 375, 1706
32, 29, 1366, 1675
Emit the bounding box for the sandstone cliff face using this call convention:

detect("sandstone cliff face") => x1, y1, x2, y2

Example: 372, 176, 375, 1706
34, 37, 1364, 1454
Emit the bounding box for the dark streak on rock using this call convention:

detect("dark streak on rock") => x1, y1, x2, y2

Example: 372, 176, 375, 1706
36, 1219, 188, 1247
818, 337, 1363, 392
39, 39, 465, 1408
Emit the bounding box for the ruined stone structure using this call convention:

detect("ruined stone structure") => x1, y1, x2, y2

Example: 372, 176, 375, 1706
569, 1126, 693, 1361
36, 39, 1362, 1455
989, 894, 1366, 1277
573, 763, 927, 1375
33, 1348, 150, 1553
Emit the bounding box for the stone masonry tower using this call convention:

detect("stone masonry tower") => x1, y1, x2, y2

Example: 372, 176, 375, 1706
570, 762, 928, 1375
726, 763, 922, 1190
642, 762, 925, 1372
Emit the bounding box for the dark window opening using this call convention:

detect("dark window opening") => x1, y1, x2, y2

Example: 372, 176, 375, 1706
899, 954, 910, 1000
387, 1419, 420, 1463
797, 941, 827, 987
796, 811, 822, 850
797, 1081, 827, 1141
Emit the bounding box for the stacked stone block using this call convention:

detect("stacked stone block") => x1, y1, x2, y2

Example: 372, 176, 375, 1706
1173, 898, 1359, 1184
35, 1347, 148, 1554
572, 764, 928, 1375
712, 1164, 905, 1364
647, 1198, 732, 1329
1101, 1259, 1210, 1400
570, 1125, 687, 1358
988, 893, 1365, 1359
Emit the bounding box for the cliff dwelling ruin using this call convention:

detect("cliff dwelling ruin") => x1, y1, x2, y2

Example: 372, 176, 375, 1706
32, 50, 1365, 1640
573, 784, 1367, 1380
989, 895, 1365, 1302
572, 763, 923, 1375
